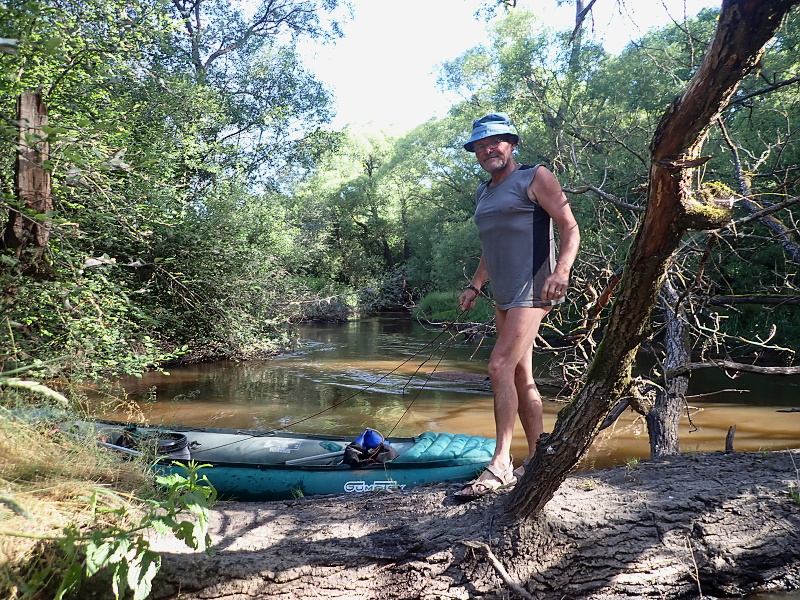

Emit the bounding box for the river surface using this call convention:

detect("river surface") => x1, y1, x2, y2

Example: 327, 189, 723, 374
98, 315, 800, 471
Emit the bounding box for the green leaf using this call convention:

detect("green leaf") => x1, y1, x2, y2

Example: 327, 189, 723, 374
110, 560, 129, 600
172, 520, 197, 547
43, 36, 63, 52
54, 563, 83, 600
85, 537, 113, 576
154, 472, 186, 487
181, 489, 211, 517
150, 514, 179, 535
109, 536, 133, 565
128, 549, 161, 600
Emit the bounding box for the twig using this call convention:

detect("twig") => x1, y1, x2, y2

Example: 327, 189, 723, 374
461, 540, 534, 600
685, 388, 746, 399
684, 535, 704, 599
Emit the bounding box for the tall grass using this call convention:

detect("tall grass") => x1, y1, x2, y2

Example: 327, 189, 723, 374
1, 374, 216, 600
0, 394, 151, 599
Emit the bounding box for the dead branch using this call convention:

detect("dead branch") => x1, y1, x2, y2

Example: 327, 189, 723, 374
706, 294, 800, 306
564, 184, 645, 213
666, 359, 800, 378
725, 75, 800, 108
580, 265, 624, 336
460, 541, 535, 600
597, 398, 630, 431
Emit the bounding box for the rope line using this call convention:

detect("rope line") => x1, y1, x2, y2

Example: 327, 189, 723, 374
386, 326, 462, 438
274, 309, 472, 432
189, 309, 474, 454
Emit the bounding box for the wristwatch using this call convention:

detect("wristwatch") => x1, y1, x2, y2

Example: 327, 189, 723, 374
465, 284, 480, 294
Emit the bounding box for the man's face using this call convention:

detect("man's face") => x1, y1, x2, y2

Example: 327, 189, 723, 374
474, 135, 514, 174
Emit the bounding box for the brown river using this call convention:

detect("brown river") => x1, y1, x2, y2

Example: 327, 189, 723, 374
97, 315, 800, 471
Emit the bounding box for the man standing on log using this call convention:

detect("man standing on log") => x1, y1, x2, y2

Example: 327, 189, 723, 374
455, 113, 580, 500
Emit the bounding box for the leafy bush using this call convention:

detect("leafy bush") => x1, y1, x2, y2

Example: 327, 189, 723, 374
413, 290, 494, 324
0, 260, 184, 381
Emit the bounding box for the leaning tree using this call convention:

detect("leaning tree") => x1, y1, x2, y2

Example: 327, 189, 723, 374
512, 0, 800, 517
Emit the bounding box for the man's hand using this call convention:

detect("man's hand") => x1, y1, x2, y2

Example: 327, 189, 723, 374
543, 272, 569, 300
458, 287, 479, 312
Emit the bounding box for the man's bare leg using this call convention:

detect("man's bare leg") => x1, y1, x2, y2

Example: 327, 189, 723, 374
456, 306, 550, 496
480, 306, 550, 476
515, 343, 544, 460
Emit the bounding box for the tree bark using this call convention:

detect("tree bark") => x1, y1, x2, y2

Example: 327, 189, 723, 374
646, 279, 690, 457
3, 92, 52, 272
510, 0, 800, 518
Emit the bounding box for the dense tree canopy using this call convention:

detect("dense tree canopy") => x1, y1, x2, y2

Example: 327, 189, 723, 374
1, 1, 798, 389
0, 0, 344, 379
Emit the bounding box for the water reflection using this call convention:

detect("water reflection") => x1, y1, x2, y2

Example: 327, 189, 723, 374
100, 316, 800, 470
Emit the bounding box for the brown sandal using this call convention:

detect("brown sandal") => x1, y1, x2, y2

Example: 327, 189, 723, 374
513, 458, 531, 479
454, 462, 515, 500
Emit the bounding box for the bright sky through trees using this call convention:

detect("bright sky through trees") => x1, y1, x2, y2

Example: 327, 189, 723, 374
299, 0, 720, 132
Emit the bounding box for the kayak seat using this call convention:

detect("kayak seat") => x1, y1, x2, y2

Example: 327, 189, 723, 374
393, 432, 495, 464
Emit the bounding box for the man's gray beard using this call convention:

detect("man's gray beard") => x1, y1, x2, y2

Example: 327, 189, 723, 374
483, 156, 508, 174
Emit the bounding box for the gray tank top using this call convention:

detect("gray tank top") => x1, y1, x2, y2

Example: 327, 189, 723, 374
474, 164, 560, 309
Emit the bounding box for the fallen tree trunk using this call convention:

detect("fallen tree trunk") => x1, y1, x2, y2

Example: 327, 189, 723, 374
149, 449, 800, 600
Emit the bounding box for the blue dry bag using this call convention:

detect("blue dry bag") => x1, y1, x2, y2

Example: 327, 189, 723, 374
343, 428, 399, 467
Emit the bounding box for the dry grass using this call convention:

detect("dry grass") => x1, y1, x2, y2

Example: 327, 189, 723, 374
0, 404, 153, 599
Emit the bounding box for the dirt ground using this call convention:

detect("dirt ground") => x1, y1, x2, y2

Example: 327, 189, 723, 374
150, 449, 800, 600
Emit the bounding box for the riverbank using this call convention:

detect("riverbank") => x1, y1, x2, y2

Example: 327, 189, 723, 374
151, 448, 800, 600
3, 398, 800, 599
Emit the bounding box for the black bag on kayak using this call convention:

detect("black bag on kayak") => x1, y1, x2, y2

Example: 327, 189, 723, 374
343, 428, 398, 467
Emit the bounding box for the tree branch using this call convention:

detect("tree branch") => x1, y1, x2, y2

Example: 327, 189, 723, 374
725, 75, 800, 108
667, 360, 800, 378
729, 195, 800, 228
570, 0, 599, 43
460, 541, 535, 600
706, 294, 800, 306
564, 184, 645, 213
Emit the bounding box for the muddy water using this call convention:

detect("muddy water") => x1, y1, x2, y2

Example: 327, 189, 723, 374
99, 316, 800, 471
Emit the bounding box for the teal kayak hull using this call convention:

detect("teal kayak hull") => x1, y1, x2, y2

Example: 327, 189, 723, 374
154, 460, 488, 501
63, 420, 496, 501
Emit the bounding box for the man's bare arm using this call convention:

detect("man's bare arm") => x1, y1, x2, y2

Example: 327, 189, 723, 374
529, 167, 580, 300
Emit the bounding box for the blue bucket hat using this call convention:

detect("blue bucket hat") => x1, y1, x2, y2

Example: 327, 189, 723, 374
463, 112, 520, 152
